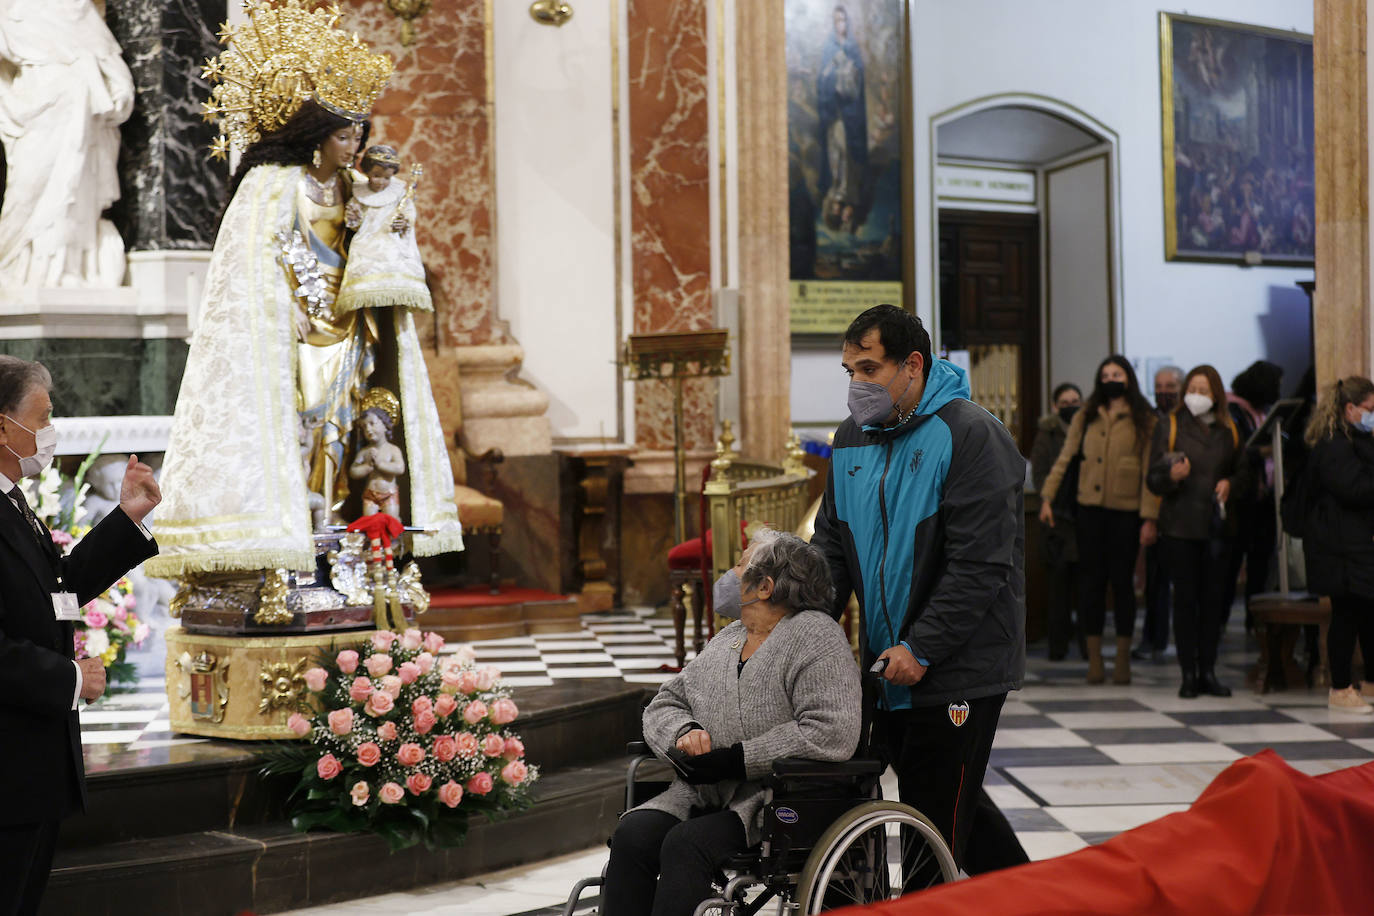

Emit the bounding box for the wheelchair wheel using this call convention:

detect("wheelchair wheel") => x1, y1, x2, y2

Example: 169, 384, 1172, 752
793, 800, 958, 912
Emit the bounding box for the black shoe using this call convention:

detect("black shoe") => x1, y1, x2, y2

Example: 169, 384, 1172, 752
1198, 670, 1232, 697
1048, 648, 1067, 661
1178, 671, 1199, 698
1130, 645, 1151, 661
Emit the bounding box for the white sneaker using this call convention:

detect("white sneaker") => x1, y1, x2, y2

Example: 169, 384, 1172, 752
1329, 686, 1374, 714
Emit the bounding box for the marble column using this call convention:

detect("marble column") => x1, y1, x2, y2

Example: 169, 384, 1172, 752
105, 0, 225, 250
340, 0, 502, 349
735, 0, 791, 463
1313, 0, 1373, 381
626, 0, 715, 454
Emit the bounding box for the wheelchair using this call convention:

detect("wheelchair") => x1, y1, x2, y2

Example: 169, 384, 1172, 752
563, 672, 959, 914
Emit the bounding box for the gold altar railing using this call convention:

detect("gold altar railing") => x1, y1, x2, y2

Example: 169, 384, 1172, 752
703, 431, 814, 583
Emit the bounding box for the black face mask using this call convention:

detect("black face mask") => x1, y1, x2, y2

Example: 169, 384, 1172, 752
1057, 405, 1079, 425
1155, 391, 1178, 413
1100, 380, 1127, 401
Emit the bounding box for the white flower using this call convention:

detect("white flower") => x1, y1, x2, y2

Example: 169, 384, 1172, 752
85, 628, 110, 656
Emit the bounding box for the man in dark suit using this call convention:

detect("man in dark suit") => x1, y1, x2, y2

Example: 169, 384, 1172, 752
0, 357, 160, 915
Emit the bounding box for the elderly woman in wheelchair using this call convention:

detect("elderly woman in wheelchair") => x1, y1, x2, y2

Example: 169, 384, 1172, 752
599, 530, 862, 916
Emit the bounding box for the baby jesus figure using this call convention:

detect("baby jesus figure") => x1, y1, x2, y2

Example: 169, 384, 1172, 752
349, 406, 405, 518
337, 144, 434, 314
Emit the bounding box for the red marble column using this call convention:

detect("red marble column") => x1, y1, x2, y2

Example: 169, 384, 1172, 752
341, 0, 501, 348
627, 0, 715, 452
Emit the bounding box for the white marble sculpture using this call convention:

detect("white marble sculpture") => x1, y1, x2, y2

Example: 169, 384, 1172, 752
0, 0, 134, 288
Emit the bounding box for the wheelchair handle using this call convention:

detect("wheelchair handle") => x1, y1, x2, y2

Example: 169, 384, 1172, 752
868, 657, 889, 677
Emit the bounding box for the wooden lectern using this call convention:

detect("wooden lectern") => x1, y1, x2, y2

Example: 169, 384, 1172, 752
622, 330, 731, 546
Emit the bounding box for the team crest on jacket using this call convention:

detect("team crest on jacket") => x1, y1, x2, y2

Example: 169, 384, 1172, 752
947, 701, 970, 727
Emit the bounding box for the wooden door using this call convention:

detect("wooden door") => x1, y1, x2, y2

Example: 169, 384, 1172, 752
938, 210, 1041, 451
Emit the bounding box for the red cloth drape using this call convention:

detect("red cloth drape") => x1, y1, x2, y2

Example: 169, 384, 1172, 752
841, 751, 1374, 916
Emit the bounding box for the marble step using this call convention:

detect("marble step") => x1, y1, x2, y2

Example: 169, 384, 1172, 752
43, 757, 630, 916
59, 680, 650, 850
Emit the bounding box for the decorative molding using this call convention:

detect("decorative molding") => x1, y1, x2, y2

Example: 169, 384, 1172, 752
0, 250, 210, 340
52, 415, 173, 457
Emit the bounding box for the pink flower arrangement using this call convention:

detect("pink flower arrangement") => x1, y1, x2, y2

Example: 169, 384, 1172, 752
327, 708, 354, 737
349, 677, 374, 704
273, 628, 538, 852
317, 754, 342, 780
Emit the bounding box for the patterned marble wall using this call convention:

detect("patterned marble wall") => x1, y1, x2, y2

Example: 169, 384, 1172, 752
106, 0, 225, 250
627, 0, 715, 452
340, 0, 501, 349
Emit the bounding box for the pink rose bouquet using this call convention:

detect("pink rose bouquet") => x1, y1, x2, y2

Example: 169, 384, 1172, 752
262, 628, 538, 851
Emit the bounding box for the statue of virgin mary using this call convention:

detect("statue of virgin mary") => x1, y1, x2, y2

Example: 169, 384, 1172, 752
145, 2, 462, 578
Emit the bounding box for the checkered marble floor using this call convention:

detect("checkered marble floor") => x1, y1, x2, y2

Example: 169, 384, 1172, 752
82, 613, 1374, 915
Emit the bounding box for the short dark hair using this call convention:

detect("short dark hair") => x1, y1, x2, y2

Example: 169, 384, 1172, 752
0, 357, 51, 415
1051, 382, 1081, 403
1231, 360, 1283, 409
842, 304, 933, 381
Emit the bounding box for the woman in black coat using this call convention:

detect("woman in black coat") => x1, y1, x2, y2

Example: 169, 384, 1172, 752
1301, 376, 1374, 714
1147, 365, 1247, 699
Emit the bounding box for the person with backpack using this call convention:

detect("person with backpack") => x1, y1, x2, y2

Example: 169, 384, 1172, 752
1147, 365, 1248, 698
1039, 356, 1160, 685
1298, 376, 1374, 713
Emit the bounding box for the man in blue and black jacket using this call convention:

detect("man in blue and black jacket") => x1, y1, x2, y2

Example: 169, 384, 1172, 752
812, 304, 1027, 877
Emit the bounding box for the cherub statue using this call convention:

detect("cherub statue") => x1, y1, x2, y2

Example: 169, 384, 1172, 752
336, 144, 432, 313
348, 390, 405, 519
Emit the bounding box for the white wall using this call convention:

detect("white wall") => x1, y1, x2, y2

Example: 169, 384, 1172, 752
493, 1, 620, 442
909, 0, 1314, 399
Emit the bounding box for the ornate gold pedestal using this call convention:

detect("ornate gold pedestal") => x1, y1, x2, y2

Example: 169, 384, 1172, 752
165, 629, 353, 740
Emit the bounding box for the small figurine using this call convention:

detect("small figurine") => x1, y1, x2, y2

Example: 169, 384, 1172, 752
336, 144, 433, 313
349, 389, 405, 519
296, 413, 328, 532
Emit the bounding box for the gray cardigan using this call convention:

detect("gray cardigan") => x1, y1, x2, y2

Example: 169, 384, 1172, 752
637, 609, 862, 845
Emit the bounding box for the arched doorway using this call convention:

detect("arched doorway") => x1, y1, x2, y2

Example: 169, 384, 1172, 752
931, 95, 1121, 448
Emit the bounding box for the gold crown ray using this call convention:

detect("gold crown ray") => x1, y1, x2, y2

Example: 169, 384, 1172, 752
203, 1, 394, 160
360, 387, 401, 425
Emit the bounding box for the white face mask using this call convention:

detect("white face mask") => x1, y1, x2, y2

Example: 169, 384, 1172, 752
4, 415, 57, 478
1183, 393, 1213, 417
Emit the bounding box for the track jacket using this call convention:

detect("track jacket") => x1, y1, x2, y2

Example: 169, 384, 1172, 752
811, 359, 1026, 710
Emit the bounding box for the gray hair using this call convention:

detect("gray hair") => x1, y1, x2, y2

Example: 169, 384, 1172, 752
1154, 365, 1184, 386
0, 356, 51, 415
740, 528, 835, 614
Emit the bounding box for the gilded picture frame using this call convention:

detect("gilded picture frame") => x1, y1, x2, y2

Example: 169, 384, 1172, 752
1160, 12, 1313, 266
786, 0, 913, 338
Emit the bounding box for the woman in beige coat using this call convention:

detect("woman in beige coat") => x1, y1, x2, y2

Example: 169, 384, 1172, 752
601, 530, 861, 916
1039, 355, 1161, 684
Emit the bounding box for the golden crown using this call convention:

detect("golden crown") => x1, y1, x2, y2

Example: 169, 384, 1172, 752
202, 1, 394, 160
360, 387, 401, 425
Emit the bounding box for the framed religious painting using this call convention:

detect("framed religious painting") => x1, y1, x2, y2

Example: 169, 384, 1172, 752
786, 0, 911, 336
1160, 12, 1313, 266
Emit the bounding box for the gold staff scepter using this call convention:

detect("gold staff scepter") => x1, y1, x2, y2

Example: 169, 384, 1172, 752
393, 162, 423, 235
